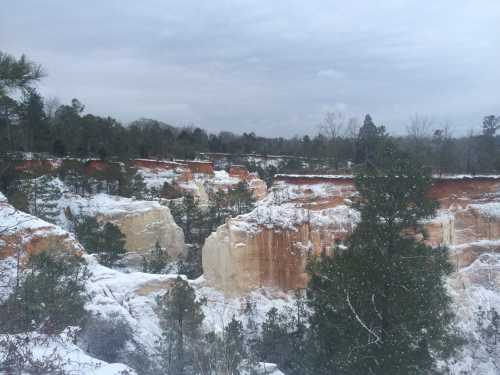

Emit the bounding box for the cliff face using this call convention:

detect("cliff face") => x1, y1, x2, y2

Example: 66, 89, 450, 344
203, 175, 500, 295
136, 159, 268, 202
0, 194, 83, 261
65, 194, 185, 258
95, 200, 185, 257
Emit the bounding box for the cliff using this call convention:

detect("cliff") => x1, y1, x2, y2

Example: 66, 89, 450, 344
0, 192, 83, 261
203, 175, 500, 295
136, 159, 268, 201
64, 193, 185, 258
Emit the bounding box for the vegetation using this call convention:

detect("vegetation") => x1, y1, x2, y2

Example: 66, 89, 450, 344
157, 277, 206, 375
142, 241, 171, 274
0, 252, 89, 335
305, 145, 461, 374
74, 216, 126, 266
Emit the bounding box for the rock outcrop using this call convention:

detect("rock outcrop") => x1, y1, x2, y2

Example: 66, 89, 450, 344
66, 194, 185, 257
0, 193, 83, 261
203, 175, 500, 295
136, 159, 268, 201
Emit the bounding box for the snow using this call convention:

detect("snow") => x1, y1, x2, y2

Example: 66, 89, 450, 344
470, 202, 500, 218
224, 180, 359, 233
194, 276, 297, 333
275, 174, 354, 179
138, 167, 178, 189
212, 170, 241, 186
0, 197, 70, 239
0, 329, 136, 374
446, 253, 500, 374
275, 173, 500, 180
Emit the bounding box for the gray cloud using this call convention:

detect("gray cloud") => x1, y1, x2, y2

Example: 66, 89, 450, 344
1, 0, 499, 136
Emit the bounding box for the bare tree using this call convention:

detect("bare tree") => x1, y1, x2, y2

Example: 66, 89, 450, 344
406, 114, 434, 164
406, 114, 433, 139
44, 96, 61, 120
319, 111, 347, 170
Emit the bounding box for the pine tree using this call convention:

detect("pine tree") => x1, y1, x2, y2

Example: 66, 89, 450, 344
100, 222, 126, 266
157, 277, 206, 375
0, 252, 88, 334
75, 216, 126, 266
222, 317, 245, 374
142, 240, 170, 274
228, 182, 255, 215
33, 175, 61, 224
306, 145, 461, 375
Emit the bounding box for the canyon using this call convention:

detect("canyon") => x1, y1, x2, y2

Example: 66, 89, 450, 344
203, 174, 500, 295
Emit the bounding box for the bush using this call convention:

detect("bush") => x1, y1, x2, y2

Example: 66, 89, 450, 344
80, 313, 133, 363
142, 241, 171, 274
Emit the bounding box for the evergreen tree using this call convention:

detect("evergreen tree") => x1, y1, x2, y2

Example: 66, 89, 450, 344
228, 182, 255, 216
31, 175, 61, 223
355, 114, 387, 164
100, 222, 127, 266
142, 240, 170, 274
306, 146, 461, 375
177, 244, 203, 279
75, 216, 101, 253
222, 317, 245, 374
170, 194, 203, 244
75, 216, 126, 266
0, 252, 88, 334
157, 277, 206, 375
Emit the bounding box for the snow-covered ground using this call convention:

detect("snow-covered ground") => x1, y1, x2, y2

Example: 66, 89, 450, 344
0, 329, 136, 374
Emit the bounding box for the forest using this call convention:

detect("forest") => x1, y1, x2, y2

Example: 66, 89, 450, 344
1, 52, 499, 176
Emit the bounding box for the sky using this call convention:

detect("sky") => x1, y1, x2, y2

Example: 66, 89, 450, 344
1, 1, 499, 137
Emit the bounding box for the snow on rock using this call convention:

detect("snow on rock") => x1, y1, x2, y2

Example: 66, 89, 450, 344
0, 329, 136, 374
203, 175, 500, 295
202, 180, 358, 295
137, 161, 268, 202
447, 253, 500, 374
0, 195, 84, 260
57, 191, 185, 258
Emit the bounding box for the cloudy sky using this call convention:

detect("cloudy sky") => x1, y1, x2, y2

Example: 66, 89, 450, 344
1, 1, 499, 136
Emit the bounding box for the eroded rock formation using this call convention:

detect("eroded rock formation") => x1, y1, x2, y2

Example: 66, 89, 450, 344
203, 175, 500, 295
0, 193, 83, 261
66, 194, 185, 257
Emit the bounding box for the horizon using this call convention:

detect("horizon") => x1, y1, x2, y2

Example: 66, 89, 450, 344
1, 1, 499, 137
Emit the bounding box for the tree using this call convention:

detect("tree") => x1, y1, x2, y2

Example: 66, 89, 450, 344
228, 182, 255, 216
157, 277, 206, 374
142, 241, 171, 274
75, 216, 126, 266
306, 145, 461, 375
170, 194, 203, 244
221, 317, 245, 374
0, 51, 43, 101
355, 114, 386, 165
0, 252, 88, 334
0, 51, 44, 152
482, 115, 500, 137
19, 88, 50, 152
100, 222, 127, 266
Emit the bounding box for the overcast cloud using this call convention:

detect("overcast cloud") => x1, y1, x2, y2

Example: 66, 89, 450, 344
1, 1, 499, 136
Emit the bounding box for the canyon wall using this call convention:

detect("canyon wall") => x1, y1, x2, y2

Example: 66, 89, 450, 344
65, 194, 185, 258
203, 175, 500, 295
0, 193, 84, 261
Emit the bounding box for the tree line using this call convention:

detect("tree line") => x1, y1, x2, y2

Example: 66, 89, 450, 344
1, 51, 499, 174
